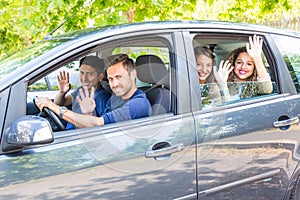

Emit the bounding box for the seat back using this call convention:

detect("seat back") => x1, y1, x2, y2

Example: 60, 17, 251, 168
135, 55, 171, 115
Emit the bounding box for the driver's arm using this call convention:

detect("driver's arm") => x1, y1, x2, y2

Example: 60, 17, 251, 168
35, 97, 104, 128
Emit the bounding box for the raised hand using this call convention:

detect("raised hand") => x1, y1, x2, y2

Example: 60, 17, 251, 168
57, 71, 71, 94
214, 60, 233, 89
77, 86, 96, 115
246, 34, 263, 59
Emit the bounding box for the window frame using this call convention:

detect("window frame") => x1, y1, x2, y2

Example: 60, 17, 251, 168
270, 34, 300, 93
26, 32, 178, 136
187, 32, 280, 109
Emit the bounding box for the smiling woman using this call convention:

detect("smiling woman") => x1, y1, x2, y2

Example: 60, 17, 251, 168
221, 35, 273, 100
193, 34, 275, 106
194, 46, 215, 84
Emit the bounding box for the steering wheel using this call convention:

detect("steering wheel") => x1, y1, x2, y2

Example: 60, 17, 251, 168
33, 98, 65, 131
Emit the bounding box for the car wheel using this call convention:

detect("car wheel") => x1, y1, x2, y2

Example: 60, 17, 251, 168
289, 175, 300, 200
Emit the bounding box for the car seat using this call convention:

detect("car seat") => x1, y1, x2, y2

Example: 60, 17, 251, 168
135, 55, 171, 115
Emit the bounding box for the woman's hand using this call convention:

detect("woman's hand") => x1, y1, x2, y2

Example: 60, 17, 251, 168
246, 35, 263, 59
214, 60, 233, 89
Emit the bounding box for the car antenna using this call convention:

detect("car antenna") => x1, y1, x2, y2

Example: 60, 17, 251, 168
44, 0, 92, 40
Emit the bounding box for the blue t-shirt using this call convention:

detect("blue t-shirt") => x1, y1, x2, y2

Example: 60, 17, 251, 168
102, 89, 152, 125
66, 86, 110, 130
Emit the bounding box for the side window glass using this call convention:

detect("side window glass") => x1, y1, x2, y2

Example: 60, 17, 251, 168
271, 35, 300, 92
192, 35, 277, 108
27, 61, 80, 102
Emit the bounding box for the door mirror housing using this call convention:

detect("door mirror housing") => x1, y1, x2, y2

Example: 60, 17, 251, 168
2, 116, 54, 152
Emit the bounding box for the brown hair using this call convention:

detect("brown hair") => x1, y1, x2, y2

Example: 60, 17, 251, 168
106, 54, 135, 73
79, 56, 105, 75
227, 47, 258, 82
227, 47, 259, 98
194, 46, 215, 83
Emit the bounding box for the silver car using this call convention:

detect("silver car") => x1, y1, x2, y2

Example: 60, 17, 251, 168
0, 21, 300, 199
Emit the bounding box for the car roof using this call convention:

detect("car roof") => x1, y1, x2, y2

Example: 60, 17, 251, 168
48, 20, 300, 41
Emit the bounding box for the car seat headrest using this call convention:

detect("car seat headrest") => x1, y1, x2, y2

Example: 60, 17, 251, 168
135, 55, 169, 88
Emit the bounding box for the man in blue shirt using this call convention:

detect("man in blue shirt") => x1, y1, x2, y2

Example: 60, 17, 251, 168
54, 56, 109, 129
36, 54, 152, 128
101, 54, 152, 124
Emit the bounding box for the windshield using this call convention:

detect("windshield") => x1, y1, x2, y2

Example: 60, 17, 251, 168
0, 39, 68, 79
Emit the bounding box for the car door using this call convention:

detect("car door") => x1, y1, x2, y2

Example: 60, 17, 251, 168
185, 30, 300, 199
0, 30, 198, 199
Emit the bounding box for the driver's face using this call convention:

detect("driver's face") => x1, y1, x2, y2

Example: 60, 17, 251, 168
107, 62, 136, 99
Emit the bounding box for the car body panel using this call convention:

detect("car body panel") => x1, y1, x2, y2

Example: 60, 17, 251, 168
0, 113, 197, 199
195, 95, 300, 199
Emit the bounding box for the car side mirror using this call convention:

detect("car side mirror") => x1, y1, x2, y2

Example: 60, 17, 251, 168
2, 116, 54, 152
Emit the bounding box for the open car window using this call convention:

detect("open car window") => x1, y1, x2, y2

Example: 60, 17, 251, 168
27, 61, 81, 102
192, 34, 278, 108
26, 34, 174, 132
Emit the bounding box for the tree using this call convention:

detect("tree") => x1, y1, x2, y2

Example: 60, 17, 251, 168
0, 0, 298, 60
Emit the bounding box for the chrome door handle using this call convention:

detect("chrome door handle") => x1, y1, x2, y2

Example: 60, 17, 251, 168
273, 117, 299, 127
144, 143, 184, 158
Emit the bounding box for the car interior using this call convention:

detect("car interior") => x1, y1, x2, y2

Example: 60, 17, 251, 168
26, 38, 173, 132
135, 54, 171, 115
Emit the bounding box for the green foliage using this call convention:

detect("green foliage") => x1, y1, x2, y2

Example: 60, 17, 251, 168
0, 0, 299, 60
216, 0, 294, 23
51, 86, 59, 90
28, 83, 48, 91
